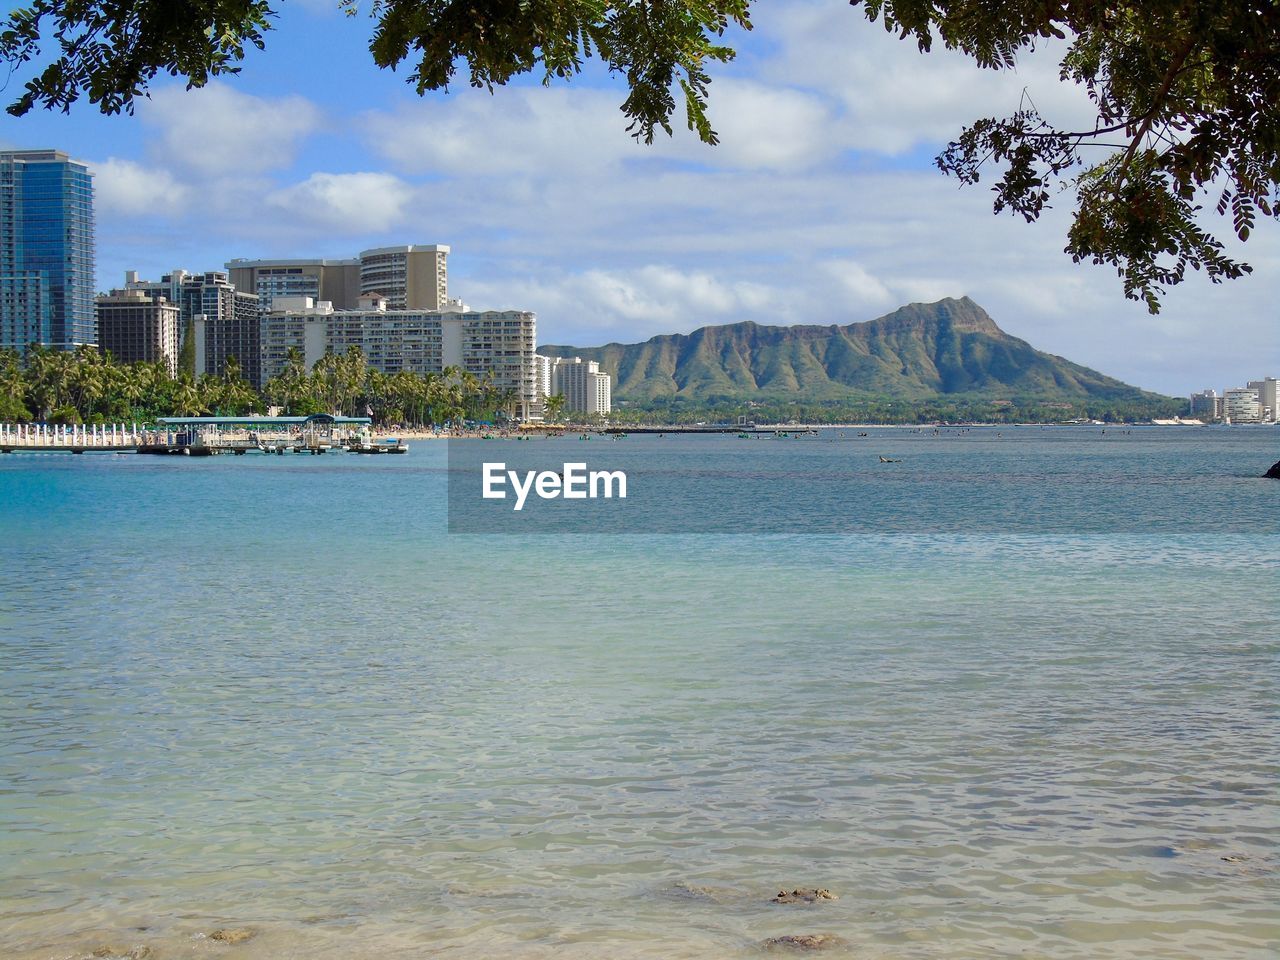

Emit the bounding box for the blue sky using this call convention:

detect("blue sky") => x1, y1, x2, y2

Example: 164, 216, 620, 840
2, 0, 1275, 396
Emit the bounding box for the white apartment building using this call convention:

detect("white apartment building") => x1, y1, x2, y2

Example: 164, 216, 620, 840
534, 354, 553, 401
547, 355, 612, 416
1223, 387, 1262, 423
262, 296, 538, 419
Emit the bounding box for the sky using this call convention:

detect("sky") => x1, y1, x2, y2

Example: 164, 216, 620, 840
1, 0, 1275, 396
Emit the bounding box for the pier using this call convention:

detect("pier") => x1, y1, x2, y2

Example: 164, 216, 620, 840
0, 422, 142, 453
0, 414, 407, 456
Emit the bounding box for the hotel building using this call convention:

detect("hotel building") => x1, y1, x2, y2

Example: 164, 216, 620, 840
546, 356, 612, 416
358, 245, 449, 310
94, 287, 181, 375
1223, 387, 1263, 423
0, 149, 95, 350
187, 272, 261, 387
111, 268, 263, 385
262, 295, 538, 419
1246, 378, 1277, 422
1189, 389, 1222, 420
226, 257, 362, 314
228, 245, 449, 313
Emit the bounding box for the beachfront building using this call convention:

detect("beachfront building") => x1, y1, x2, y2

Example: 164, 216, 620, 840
1246, 378, 1277, 422
94, 288, 181, 375
187, 272, 262, 387
227, 245, 448, 313
1189, 389, 1222, 421
534, 354, 553, 401
0, 149, 95, 351
1223, 387, 1262, 423
546, 356, 612, 416
262, 296, 538, 419
111, 268, 263, 385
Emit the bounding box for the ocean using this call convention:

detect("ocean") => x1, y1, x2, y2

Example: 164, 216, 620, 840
1, 426, 1277, 959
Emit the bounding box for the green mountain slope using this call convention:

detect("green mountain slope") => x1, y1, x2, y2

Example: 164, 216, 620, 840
540, 297, 1163, 402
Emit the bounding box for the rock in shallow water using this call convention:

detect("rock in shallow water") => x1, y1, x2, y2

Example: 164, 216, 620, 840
86, 947, 151, 960
762, 933, 848, 951
209, 928, 256, 944
1265, 460, 1280, 479
772, 888, 838, 904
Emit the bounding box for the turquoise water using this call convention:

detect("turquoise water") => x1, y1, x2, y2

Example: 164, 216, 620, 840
1, 427, 1277, 960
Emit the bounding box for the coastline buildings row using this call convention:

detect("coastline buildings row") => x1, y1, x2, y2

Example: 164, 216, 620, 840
0, 147, 611, 419
1189, 379, 1277, 423
98, 244, 451, 390
96, 264, 609, 419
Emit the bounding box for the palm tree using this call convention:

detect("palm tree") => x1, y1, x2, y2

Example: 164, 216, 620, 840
495, 386, 519, 421
172, 377, 204, 416
545, 393, 567, 422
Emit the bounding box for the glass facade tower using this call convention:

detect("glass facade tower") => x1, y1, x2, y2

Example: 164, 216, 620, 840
0, 149, 96, 350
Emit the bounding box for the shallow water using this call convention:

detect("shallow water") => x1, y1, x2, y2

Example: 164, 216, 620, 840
2, 427, 1277, 959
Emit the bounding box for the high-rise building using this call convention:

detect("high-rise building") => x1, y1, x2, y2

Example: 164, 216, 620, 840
95, 286, 181, 376
1189, 389, 1222, 421
549, 356, 612, 416
1246, 378, 1277, 422
120, 268, 189, 307
0, 149, 95, 350
1223, 387, 1262, 423
358, 245, 449, 310
185, 272, 262, 387
262, 295, 538, 418
534, 354, 553, 402
227, 245, 448, 314
226, 258, 362, 314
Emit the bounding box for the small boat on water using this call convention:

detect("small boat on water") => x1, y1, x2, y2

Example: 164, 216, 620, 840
878, 456, 902, 463
350, 440, 407, 454
346, 427, 408, 454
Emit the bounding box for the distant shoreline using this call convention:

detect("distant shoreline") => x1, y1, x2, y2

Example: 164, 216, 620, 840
371, 421, 1246, 440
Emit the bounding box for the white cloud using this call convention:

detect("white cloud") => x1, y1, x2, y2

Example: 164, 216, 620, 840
91, 158, 191, 216
365, 77, 834, 175
141, 83, 321, 175
816, 259, 894, 306
755, 1, 1097, 156
461, 265, 792, 344
366, 88, 633, 177
653, 78, 836, 170
266, 172, 412, 231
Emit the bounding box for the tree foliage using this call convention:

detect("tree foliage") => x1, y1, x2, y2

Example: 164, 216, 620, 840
858, 0, 1280, 311
2, 1, 1275, 309
0, 0, 273, 115
0, 344, 521, 426
351, 0, 750, 144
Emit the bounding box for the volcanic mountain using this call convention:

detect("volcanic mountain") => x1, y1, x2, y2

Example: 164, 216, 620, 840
539, 296, 1161, 402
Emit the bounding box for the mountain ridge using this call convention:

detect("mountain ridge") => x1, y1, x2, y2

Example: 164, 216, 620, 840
539, 297, 1166, 403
